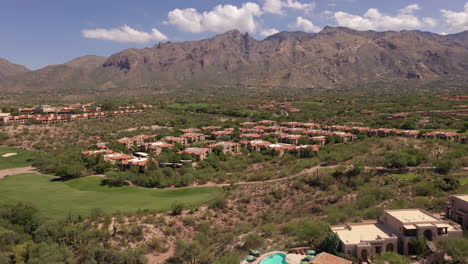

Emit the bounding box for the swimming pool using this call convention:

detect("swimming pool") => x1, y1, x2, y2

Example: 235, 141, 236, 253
260, 253, 289, 264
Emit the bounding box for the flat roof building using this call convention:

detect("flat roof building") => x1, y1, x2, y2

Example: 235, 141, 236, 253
332, 209, 463, 262
448, 194, 468, 229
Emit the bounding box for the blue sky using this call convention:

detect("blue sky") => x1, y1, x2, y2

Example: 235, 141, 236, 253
1, 0, 468, 69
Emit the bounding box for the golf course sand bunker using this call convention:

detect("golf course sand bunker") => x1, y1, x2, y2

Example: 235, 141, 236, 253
2, 153, 18, 157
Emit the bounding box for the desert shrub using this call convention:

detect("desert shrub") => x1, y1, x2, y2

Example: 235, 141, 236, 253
171, 202, 185, 216
374, 252, 410, 264
242, 234, 264, 250
209, 197, 228, 210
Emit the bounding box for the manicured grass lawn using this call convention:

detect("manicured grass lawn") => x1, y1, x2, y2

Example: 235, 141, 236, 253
0, 146, 35, 170
0, 174, 221, 218
392, 173, 420, 180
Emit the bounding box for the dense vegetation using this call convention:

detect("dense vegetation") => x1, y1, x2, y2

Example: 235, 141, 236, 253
0, 91, 466, 263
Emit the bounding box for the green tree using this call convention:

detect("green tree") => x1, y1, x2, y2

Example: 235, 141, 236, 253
320, 232, 341, 255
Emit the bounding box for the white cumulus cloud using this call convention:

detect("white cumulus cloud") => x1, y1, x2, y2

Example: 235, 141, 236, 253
82, 25, 168, 43
334, 4, 437, 31
264, 0, 284, 15
283, 0, 315, 12
167, 3, 262, 34
263, 0, 315, 15
260, 28, 280, 37
441, 3, 468, 33
293, 16, 321, 32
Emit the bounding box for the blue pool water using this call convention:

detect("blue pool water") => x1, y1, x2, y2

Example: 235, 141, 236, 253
260, 253, 289, 264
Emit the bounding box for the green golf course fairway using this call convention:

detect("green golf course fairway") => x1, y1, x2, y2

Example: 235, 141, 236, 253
0, 146, 35, 169
0, 174, 221, 218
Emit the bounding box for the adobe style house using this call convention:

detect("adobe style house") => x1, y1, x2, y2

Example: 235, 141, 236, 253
447, 194, 468, 229
178, 147, 210, 161
208, 142, 240, 154
332, 209, 462, 261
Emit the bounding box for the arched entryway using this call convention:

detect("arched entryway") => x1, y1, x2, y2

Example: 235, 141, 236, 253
360, 249, 368, 261
423, 230, 433, 241
386, 243, 394, 252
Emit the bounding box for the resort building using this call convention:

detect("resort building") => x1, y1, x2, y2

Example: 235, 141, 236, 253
267, 143, 297, 156
121, 157, 150, 172
208, 142, 241, 154
181, 133, 206, 143
81, 149, 113, 156
103, 153, 133, 164
311, 136, 326, 146
201, 126, 222, 131
240, 133, 262, 140
178, 147, 210, 161
163, 136, 188, 145
143, 142, 174, 155
257, 120, 277, 126
279, 134, 303, 145
447, 194, 468, 229
240, 121, 257, 127
332, 209, 463, 261
242, 140, 271, 152
180, 128, 201, 133
211, 130, 233, 140
399, 130, 421, 138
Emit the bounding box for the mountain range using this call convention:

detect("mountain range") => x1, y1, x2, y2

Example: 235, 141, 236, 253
2, 26, 468, 94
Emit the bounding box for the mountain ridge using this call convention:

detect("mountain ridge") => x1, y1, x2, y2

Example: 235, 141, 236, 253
0, 58, 30, 79
3, 27, 468, 93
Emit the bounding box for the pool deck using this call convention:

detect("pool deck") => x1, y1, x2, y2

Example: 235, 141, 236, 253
241, 251, 305, 264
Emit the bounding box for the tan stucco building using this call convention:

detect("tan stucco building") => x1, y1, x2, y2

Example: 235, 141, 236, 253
447, 194, 468, 229
331, 209, 463, 261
